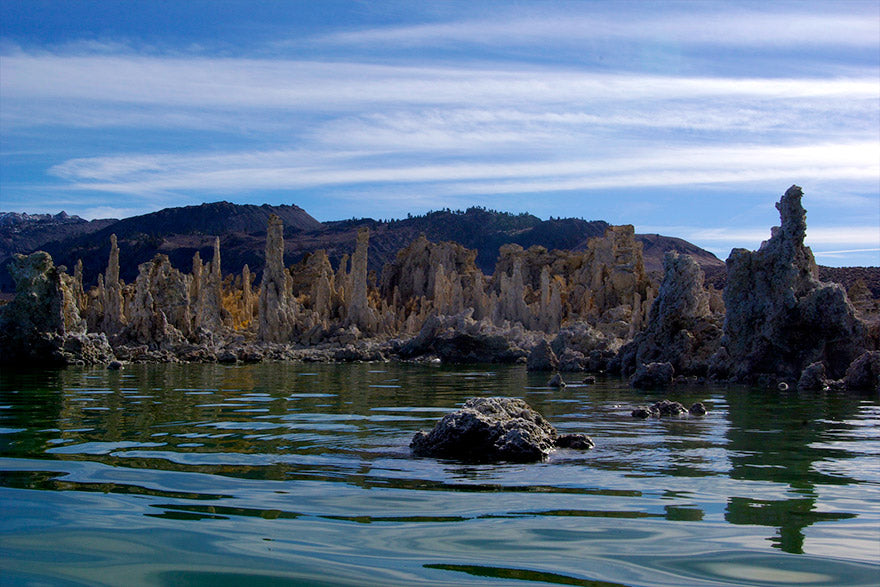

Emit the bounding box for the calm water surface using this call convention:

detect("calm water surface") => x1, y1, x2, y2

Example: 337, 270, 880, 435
1, 362, 878, 586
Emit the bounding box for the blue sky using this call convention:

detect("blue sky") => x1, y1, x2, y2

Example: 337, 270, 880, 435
1, 0, 878, 267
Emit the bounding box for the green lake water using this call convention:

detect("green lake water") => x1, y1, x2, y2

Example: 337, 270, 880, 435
1, 362, 878, 586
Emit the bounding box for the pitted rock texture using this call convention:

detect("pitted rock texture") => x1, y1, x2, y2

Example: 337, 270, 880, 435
527, 339, 559, 371
258, 214, 299, 343
410, 397, 592, 462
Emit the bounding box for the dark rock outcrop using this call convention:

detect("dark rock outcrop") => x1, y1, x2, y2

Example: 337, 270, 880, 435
713, 186, 872, 383
797, 362, 829, 391
616, 252, 722, 379
410, 396, 593, 462
629, 361, 675, 389
527, 339, 558, 371
547, 373, 566, 388
0, 251, 114, 365
555, 433, 595, 450
399, 311, 531, 363
843, 351, 880, 391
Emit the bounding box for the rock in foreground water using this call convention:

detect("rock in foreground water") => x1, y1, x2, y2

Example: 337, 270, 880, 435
411, 396, 592, 462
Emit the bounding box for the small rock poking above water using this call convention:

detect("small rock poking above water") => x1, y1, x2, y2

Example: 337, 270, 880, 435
631, 400, 708, 419
555, 433, 596, 450
547, 373, 566, 388
410, 396, 593, 462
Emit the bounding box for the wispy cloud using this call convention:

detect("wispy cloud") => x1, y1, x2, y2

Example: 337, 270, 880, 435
2, 53, 877, 117
47, 141, 878, 200
318, 5, 880, 50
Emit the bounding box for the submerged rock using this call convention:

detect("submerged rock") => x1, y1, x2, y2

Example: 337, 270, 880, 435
555, 433, 595, 450
688, 402, 708, 416
797, 361, 829, 391
631, 400, 707, 418
410, 396, 592, 462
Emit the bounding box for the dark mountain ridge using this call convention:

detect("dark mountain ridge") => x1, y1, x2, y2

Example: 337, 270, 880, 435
3, 201, 726, 292
89, 201, 321, 240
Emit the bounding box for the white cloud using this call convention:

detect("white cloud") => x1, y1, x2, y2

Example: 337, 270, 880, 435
318, 7, 880, 50
47, 141, 879, 199
2, 53, 877, 116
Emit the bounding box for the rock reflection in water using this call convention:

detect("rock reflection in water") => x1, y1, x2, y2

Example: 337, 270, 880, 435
1, 362, 878, 586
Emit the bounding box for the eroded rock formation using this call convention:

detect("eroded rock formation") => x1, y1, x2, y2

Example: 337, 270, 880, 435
258, 214, 299, 343
616, 252, 723, 378
6, 187, 871, 383
345, 228, 379, 333
399, 310, 535, 363
125, 254, 190, 346
102, 234, 126, 335
489, 226, 652, 335
713, 186, 872, 384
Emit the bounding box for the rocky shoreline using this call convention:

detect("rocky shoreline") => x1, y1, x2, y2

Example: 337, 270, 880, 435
1, 186, 877, 392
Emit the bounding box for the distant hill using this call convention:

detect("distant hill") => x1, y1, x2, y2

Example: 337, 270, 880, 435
1, 202, 724, 291
0, 211, 117, 262
89, 201, 321, 239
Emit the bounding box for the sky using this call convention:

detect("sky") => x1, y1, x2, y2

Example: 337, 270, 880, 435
1, 0, 878, 267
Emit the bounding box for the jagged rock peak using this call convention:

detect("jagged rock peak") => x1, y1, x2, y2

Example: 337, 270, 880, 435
716, 186, 870, 382
776, 184, 807, 244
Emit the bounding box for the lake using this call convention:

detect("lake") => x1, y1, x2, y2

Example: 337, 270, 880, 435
1, 362, 878, 586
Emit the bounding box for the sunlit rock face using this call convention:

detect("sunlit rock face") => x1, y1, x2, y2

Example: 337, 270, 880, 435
124, 254, 190, 346
101, 234, 126, 335
344, 228, 379, 334
9, 205, 812, 369
616, 252, 723, 377
578, 224, 652, 321
380, 235, 489, 332
258, 214, 299, 343
191, 237, 228, 333
489, 225, 652, 336
715, 185, 871, 382
2, 251, 79, 337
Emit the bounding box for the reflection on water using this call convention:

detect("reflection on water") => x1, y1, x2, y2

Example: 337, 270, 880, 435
724, 389, 875, 555
1, 363, 878, 586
